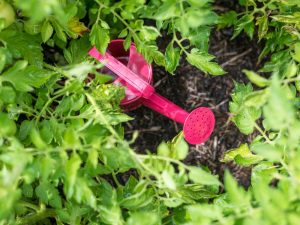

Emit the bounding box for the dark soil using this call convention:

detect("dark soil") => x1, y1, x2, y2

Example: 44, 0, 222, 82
125, 2, 263, 187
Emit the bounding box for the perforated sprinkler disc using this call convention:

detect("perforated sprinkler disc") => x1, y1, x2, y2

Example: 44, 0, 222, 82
183, 107, 215, 145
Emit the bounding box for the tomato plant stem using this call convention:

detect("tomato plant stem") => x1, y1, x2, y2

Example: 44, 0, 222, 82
16, 209, 56, 225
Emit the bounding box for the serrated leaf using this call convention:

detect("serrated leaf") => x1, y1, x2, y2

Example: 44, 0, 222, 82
256, 15, 268, 40
0, 113, 16, 136
244, 90, 268, 108
64, 35, 90, 64
153, 0, 179, 20
222, 144, 263, 166
293, 42, 300, 63
140, 26, 160, 41
263, 77, 295, 130
65, 153, 82, 197
0, 86, 16, 104
189, 166, 220, 186
243, 70, 269, 87
170, 132, 189, 160
157, 142, 170, 157
90, 24, 110, 54
186, 9, 218, 28
67, 17, 88, 37
187, 49, 225, 75
165, 43, 180, 74
118, 29, 128, 38
36, 181, 62, 208
1, 62, 52, 92
232, 107, 261, 134
232, 14, 254, 39
224, 170, 248, 205
126, 212, 159, 225
41, 20, 54, 43
251, 143, 282, 162
0, 30, 43, 66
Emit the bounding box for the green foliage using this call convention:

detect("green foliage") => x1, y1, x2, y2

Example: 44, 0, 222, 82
88, 0, 223, 75
0, 0, 226, 224
221, 1, 300, 225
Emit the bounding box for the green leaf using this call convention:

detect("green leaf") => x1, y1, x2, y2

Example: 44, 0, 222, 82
165, 43, 180, 74
218, 11, 238, 28
293, 42, 300, 63
153, 0, 179, 20
162, 170, 177, 190
124, 34, 132, 50
22, 184, 33, 198
40, 120, 53, 144
230, 83, 261, 134
30, 128, 47, 149
284, 61, 298, 78
15, 0, 65, 23
157, 142, 170, 157
90, 24, 110, 54
188, 0, 210, 7
251, 143, 282, 162
88, 149, 98, 168
222, 144, 263, 166
140, 44, 165, 67
121, 180, 154, 210
0, 86, 16, 104
0, 30, 43, 66
187, 27, 210, 51
187, 49, 225, 75
189, 166, 220, 186
243, 70, 269, 87
65, 153, 82, 197
36, 181, 62, 208
41, 20, 54, 43
170, 132, 189, 160
244, 90, 268, 108
126, 212, 160, 225
0, 61, 52, 92
232, 14, 254, 39
118, 29, 128, 38
272, 14, 300, 24
0, 113, 16, 136
186, 9, 218, 28
51, 19, 67, 43
224, 170, 249, 205
140, 26, 160, 41
232, 107, 261, 134
256, 15, 268, 40
263, 77, 295, 130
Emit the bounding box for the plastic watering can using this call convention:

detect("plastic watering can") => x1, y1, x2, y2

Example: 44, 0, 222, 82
89, 40, 215, 145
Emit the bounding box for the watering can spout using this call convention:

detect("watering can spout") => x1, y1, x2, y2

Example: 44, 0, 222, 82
143, 92, 215, 144
142, 92, 188, 124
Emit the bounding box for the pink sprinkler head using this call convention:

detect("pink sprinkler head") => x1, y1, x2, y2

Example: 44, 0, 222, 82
183, 107, 215, 145
89, 40, 215, 144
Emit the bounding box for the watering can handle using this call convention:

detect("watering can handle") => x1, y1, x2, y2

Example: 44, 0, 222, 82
89, 47, 155, 99
143, 92, 189, 124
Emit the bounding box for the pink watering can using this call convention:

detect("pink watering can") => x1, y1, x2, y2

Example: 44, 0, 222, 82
89, 40, 215, 145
